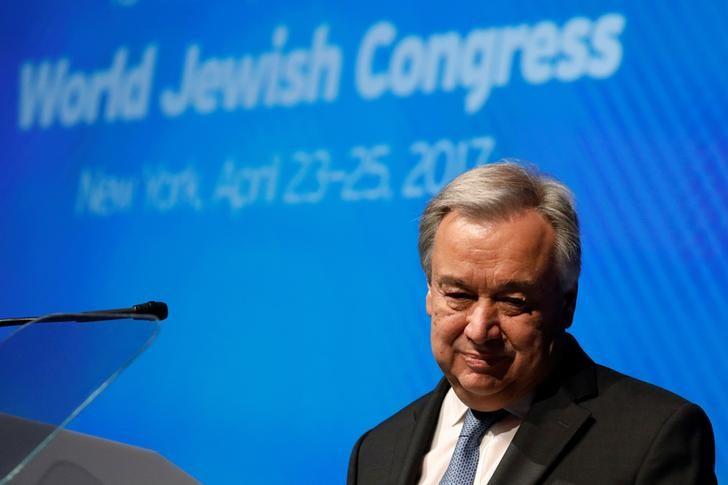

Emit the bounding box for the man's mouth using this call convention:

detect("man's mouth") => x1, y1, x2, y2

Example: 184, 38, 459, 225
461, 351, 510, 371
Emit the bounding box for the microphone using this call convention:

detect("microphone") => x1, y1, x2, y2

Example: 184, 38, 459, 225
0, 301, 168, 327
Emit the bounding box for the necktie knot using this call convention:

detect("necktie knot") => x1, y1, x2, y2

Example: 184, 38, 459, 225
460, 409, 507, 439
439, 408, 508, 485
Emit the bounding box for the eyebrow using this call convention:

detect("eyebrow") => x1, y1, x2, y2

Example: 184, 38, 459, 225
437, 276, 471, 289
436, 275, 537, 293
495, 281, 538, 293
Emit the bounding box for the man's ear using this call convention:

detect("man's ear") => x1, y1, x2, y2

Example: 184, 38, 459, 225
562, 284, 578, 329
425, 282, 433, 316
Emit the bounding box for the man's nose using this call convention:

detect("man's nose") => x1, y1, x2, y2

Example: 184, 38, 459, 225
464, 298, 500, 344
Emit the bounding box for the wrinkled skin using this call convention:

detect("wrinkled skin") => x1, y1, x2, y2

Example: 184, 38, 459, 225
427, 209, 575, 411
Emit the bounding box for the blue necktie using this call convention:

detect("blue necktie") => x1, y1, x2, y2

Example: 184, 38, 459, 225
439, 408, 507, 485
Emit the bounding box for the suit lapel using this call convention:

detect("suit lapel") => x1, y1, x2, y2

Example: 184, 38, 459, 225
487, 391, 592, 485
488, 335, 598, 485
394, 377, 592, 485
392, 335, 597, 485
395, 379, 450, 485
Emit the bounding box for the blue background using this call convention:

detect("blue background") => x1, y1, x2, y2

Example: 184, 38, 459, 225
1, 0, 726, 483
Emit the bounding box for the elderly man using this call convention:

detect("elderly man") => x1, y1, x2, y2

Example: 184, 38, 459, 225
348, 162, 716, 485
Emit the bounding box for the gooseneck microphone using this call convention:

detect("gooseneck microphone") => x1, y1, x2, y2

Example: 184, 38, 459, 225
0, 301, 168, 327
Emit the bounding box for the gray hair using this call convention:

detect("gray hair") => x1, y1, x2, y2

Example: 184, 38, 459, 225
418, 161, 581, 292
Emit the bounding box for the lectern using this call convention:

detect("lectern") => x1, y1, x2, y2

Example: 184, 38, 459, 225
0, 308, 198, 484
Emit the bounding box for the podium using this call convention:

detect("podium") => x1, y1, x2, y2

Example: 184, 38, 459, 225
0, 311, 198, 484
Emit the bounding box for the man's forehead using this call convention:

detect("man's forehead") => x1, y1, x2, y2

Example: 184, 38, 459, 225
434, 209, 555, 253
440, 207, 547, 229
431, 209, 558, 284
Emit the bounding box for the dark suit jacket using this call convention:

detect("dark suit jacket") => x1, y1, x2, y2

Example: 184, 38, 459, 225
348, 336, 716, 485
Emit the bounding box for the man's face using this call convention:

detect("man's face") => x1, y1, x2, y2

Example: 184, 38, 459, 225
426, 209, 571, 411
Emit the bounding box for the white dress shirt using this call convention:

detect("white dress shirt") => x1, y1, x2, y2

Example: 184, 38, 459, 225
417, 388, 530, 485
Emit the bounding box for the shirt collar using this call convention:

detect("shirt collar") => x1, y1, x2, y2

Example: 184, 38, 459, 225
444, 387, 532, 427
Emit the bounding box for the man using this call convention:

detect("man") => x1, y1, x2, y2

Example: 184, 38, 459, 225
348, 162, 716, 485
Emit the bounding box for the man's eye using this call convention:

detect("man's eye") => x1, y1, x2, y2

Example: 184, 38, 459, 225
445, 292, 475, 301
500, 297, 530, 312
503, 297, 526, 305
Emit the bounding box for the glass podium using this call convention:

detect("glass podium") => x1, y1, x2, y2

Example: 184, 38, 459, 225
0, 312, 162, 484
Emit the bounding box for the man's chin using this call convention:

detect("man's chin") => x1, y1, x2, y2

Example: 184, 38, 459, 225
452, 381, 510, 411
449, 370, 509, 400
459, 373, 505, 395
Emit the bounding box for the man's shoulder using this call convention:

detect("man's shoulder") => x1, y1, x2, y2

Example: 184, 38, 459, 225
552, 360, 717, 483
363, 379, 447, 437
558, 335, 697, 417
580, 361, 714, 451
592, 362, 693, 411
348, 380, 449, 485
